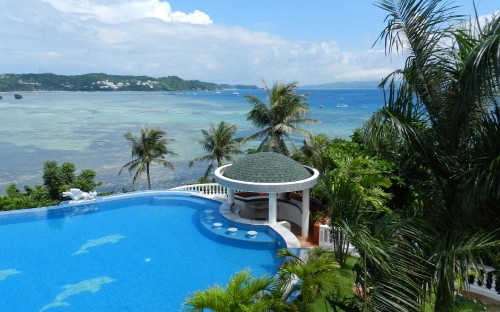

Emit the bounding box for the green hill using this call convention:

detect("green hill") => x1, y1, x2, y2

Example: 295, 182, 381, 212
0, 73, 258, 92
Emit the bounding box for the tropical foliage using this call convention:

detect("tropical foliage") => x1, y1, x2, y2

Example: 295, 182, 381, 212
189, 121, 243, 179
0, 184, 53, 211
358, 0, 500, 310
317, 161, 393, 267
278, 247, 340, 311
183, 269, 286, 312
43, 161, 101, 199
119, 126, 177, 190
245, 80, 318, 155
296, 135, 424, 311
295, 133, 333, 174
0, 161, 101, 210
183, 247, 343, 312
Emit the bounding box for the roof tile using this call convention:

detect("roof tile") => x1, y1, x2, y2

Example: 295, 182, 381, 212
223, 152, 311, 183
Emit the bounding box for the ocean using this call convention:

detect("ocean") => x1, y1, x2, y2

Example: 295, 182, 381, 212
0, 89, 384, 194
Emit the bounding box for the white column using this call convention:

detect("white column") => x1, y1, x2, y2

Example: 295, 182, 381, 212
301, 188, 310, 238
227, 188, 235, 205
268, 192, 277, 224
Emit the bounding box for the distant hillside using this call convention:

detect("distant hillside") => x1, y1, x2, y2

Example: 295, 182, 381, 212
301, 80, 381, 89
0, 73, 258, 92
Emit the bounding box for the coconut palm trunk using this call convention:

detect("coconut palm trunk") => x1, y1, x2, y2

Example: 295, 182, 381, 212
146, 163, 151, 190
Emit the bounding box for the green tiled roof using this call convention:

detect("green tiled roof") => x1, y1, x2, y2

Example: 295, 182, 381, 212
223, 152, 311, 183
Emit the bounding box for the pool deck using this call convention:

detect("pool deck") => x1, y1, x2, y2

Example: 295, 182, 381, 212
291, 223, 318, 248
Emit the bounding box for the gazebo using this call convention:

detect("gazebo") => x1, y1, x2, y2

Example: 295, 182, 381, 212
214, 152, 319, 238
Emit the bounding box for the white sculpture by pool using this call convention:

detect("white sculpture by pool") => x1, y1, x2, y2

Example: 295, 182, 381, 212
62, 188, 97, 201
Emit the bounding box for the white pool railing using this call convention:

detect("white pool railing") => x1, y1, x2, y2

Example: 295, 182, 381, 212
170, 183, 229, 196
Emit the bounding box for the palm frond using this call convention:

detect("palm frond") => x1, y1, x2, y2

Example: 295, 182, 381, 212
365, 1, 499, 310
245, 80, 317, 155
189, 121, 243, 179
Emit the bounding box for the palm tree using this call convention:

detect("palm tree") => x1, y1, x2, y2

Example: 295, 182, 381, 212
302, 135, 433, 311
183, 269, 286, 312
338, 212, 434, 312
277, 247, 340, 311
119, 126, 177, 190
361, 0, 500, 310
316, 156, 392, 267
188, 121, 243, 179
245, 80, 319, 155
294, 133, 334, 174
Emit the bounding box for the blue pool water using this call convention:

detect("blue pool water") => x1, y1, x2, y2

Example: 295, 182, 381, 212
0, 193, 285, 311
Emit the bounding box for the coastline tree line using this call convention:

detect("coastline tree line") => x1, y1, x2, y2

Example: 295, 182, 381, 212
0, 0, 498, 311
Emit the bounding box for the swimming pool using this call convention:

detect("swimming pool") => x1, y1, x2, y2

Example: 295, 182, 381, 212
0, 192, 286, 311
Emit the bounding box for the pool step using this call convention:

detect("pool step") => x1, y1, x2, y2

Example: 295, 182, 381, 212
199, 211, 276, 245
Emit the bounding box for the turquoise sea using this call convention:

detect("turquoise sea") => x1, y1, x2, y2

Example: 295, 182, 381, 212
0, 89, 384, 194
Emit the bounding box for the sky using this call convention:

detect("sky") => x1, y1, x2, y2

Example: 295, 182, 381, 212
0, 0, 498, 85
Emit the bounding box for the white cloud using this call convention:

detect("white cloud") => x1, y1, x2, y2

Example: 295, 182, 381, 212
468, 11, 500, 32
0, 0, 400, 85
42, 0, 212, 24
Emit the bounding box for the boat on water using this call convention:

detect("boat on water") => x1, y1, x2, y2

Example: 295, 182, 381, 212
319, 104, 324, 109
336, 103, 348, 108
232, 92, 239, 96
14, 94, 23, 99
